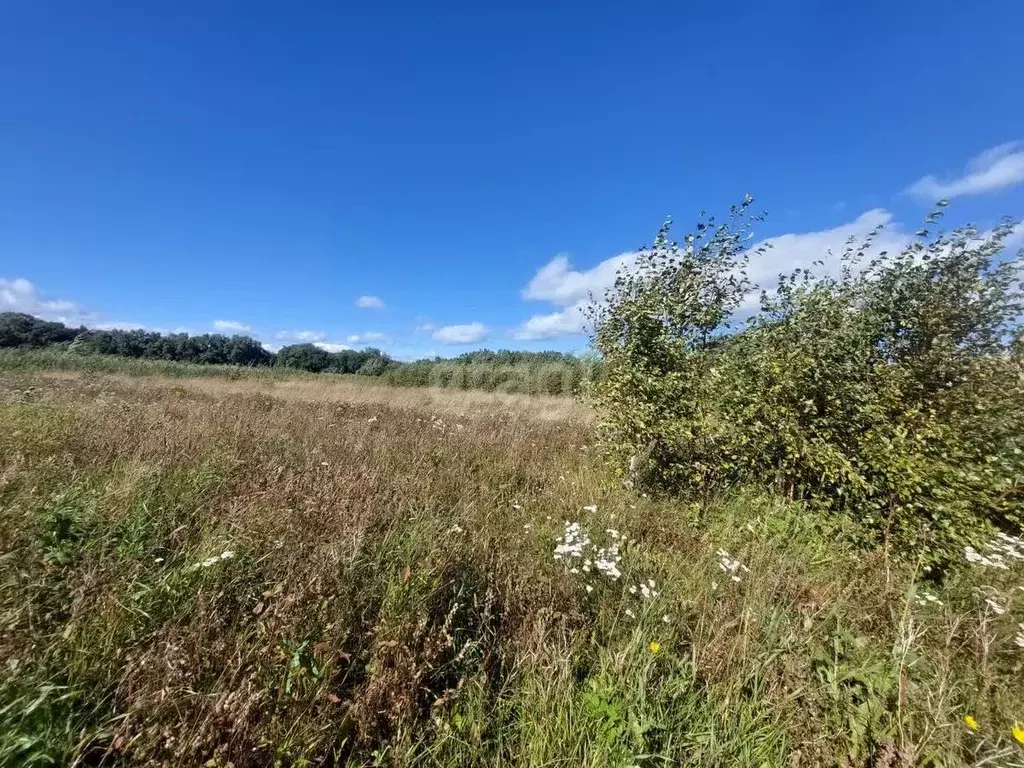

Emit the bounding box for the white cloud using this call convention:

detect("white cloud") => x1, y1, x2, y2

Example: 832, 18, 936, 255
512, 249, 636, 340
346, 331, 389, 345
512, 303, 589, 340
95, 321, 152, 331
1002, 221, 1024, 252
906, 141, 1024, 201
432, 322, 487, 344
314, 342, 352, 353
745, 208, 909, 289
355, 295, 385, 310
522, 251, 636, 306
275, 329, 325, 343
0, 277, 90, 324
415, 322, 436, 333
512, 209, 913, 338
213, 319, 251, 333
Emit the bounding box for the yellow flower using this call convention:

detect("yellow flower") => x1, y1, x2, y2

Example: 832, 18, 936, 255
1013, 724, 1024, 745
963, 715, 978, 731
649, 641, 662, 654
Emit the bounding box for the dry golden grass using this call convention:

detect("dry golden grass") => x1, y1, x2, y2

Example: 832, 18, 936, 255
1, 371, 1022, 767
35, 370, 594, 423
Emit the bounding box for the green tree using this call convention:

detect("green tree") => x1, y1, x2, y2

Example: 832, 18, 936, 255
0, 313, 82, 348
276, 343, 331, 372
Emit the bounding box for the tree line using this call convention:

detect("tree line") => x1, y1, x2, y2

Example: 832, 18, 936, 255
0, 313, 401, 373
0, 313, 596, 391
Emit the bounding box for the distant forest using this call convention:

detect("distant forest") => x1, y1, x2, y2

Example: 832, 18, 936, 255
0, 312, 597, 393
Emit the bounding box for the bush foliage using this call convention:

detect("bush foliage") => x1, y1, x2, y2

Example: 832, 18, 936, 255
589, 199, 1024, 563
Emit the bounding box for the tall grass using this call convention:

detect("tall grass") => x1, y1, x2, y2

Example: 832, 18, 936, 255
0, 346, 296, 379
0, 348, 597, 396
1, 370, 1022, 766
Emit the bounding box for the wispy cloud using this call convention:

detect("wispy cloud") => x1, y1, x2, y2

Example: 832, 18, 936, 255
314, 342, 351, 353
213, 319, 251, 333
355, 295, 385, 310
432, 322, 487, 344
95, 321, 157, 332
906, 141, 1024, 201
275, 329, 326, 343
346, 331, 390, 345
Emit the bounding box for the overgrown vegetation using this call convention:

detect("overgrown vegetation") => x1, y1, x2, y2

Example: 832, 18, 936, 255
1, 372, 1023, 767
589, 199, 1023, 565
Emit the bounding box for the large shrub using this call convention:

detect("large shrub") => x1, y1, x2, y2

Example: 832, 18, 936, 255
588, 200, 1024, 563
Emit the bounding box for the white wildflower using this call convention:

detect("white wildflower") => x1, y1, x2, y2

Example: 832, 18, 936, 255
716, 549, 749, 582
985, 597, 1006, 615
624, 608, 636, 619
585, 584, 594, 593
555, 522, 624, 582
662, 614, 671, 623
449, 524, 464, 534
193, 550, 235, 570
553, 521, 590, 560
964, 532, 1024, 569
583, 504, 597, 513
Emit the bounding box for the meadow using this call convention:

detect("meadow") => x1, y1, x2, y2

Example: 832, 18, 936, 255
1, 367, 1022, 767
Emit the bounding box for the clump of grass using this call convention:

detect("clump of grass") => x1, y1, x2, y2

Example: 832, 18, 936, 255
1, 371, 1022, 766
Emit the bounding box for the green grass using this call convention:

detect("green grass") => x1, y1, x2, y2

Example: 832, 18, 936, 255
0, 346, 310, 379
1, 371, 1022, 766
0, 347, 597, 396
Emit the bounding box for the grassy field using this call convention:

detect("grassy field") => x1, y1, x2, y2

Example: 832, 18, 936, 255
1, 370, 1023, 766
0, 347, 599, 397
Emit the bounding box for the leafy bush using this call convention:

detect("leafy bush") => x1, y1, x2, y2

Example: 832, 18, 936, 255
589, 199, 1024, 564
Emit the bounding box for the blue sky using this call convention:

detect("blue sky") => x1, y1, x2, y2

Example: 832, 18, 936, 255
2, 1, 1023, 359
